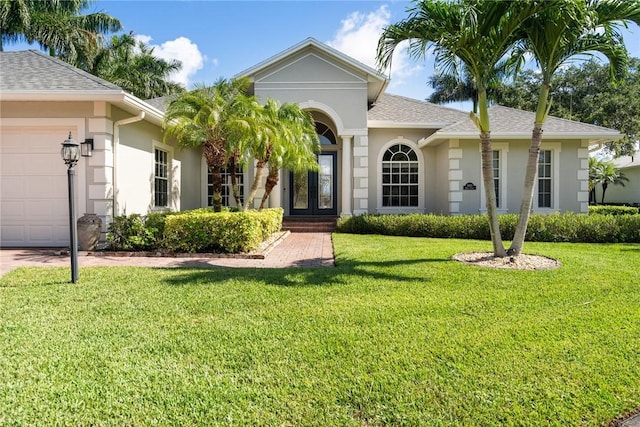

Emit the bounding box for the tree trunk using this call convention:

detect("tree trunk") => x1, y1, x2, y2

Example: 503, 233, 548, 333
480, 131, 507, 257
601, 182, 608, 204
509, 124, 543, 255
510, 82, 551, 256
244, 159, 267, 211
228, 154, 243, 210
210, 164, 223, 212
202, 141, 225, 212
259, 166, 280, 210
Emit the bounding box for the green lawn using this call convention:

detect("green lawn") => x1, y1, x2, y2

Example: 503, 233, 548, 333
1, 234, 639, 426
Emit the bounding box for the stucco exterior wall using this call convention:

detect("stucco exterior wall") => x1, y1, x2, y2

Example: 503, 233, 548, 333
116, 114, 181, 215
251, 49, 369, 130
452, 138, 587, 215
0, 100, 94, 118
600, 166, 640, 205
367, 128, 434, 213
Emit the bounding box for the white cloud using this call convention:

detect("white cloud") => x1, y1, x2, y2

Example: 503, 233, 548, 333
135, 35, 205, 88
326, 5, 423, 89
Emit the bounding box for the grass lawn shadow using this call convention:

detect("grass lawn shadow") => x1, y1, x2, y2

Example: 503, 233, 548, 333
160, 256, 450, 288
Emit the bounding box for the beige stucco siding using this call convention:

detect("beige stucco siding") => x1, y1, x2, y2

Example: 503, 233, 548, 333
453, 139, 586, 214
0, 100, 94, 118
458, 140, 482, 214
598, 166, 640, 205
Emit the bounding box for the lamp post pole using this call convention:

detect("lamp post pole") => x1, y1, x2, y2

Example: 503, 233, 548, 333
67, 164, 78, 283
61, 132, 81, 284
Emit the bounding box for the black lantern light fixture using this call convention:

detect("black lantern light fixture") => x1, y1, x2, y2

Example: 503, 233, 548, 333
60, 132, 92, 283
80, 138, 94, 157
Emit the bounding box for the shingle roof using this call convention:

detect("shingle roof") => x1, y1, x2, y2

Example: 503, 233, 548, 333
368, 93, 468, 125
440, 105, 620, 135
612, 153, 640, 169
145, 95, 173, 113
0, 50, 121, 92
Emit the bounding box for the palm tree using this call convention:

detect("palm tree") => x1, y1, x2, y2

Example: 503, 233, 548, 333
255, 102, 320, 210
589, 157, 604, 204
0, 0, 121, 64
378, 0, 543, 257
599, 161, 629, 204
508, 0, 640, 255
90, 33, 184, 99
163, 78, 261, 212
427, 64, 505, 113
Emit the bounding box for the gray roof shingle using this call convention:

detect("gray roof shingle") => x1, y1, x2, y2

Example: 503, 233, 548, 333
0, 50, 122, 92
368, 93, 468, 125
438, 105, 620, 135
613, 153, 640, 169
144, 95, 173, 113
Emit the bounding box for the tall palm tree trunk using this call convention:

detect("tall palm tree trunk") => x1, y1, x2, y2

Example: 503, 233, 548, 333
510, 84, 550, 255
480, 131, 506, 257
476, 90, 506, 257
259, 166, 280, 210
244, 159, 267, 211
202, 141, 225, 212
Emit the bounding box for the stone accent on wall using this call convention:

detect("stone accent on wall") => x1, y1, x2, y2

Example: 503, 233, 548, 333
85, 113, 114, 237
577, 141, 590, 212
448, 139, 462, 214
351, 134, 368, 215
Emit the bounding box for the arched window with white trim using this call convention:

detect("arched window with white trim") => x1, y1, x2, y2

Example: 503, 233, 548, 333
381, 143, 419, 207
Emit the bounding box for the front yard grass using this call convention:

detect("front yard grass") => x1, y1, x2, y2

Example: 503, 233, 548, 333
1, 234, 639, 425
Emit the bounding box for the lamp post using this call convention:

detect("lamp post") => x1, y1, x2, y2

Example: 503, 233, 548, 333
60, 132, 92, 283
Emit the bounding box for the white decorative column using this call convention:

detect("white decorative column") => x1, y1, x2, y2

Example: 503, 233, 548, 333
270, 168, 282, 209
341, 135, 353, 215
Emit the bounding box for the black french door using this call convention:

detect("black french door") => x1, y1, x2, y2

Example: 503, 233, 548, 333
289, 152, 338, 216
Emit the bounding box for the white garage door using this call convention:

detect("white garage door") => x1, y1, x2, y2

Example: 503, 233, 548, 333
1, 126, 75, 247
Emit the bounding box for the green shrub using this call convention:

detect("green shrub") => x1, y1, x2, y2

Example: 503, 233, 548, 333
107, 214, 155, 250
244, 208, 284, 239
337, 212, 640, 243
163, 211, 263, 253
588, 205, 639, 216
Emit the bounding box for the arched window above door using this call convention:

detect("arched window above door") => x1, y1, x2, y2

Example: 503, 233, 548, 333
316, 122, 336, 145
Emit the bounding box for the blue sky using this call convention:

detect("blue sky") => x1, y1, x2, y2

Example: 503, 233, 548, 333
9, 0, 640, 108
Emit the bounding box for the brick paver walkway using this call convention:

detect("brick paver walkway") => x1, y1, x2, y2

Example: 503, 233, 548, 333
0, 232, 334, 277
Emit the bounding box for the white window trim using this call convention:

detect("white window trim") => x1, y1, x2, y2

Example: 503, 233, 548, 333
376, 137, 425, 213
200, 157, 247, 208
152, 140, 173, 211
479, 143, 509, 214
534, 142, 561, 213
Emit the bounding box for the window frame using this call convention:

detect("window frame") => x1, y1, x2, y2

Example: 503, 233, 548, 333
534, 143, 561, 212
376, 138, 424, 213
201, 157, 246, 208
479, 143, 509, 213
152, 141, 173, 210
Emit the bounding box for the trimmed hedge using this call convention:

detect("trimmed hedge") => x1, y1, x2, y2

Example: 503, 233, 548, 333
107, 208, 283, 253
244, 208, 284, 240
163, 211, 262, 253
337, 213, 640, 243
588, 205, 639, 216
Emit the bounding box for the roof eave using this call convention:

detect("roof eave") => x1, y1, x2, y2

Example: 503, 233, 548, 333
368, 120, 453, 129
0, 90, 125, 101
0, 90, 166, 126
419, 131, 622, 148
